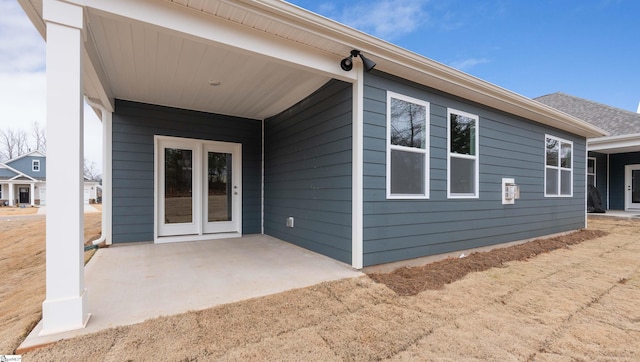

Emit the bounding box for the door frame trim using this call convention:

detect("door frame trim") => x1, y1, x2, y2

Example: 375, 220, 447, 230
154, 135, 242, 243
624, 164, 640, 210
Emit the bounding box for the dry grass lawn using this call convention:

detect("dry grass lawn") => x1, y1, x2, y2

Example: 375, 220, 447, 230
2, 216, 639, 360
0, 206, 39, 216
0, 213, 101, 354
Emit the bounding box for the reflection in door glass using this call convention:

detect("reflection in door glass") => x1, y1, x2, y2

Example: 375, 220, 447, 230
208, 152, 232, 222
165, 148, 193, 224
633, 170, 640, 203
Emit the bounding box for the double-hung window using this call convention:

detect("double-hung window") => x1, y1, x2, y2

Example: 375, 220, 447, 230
545, 135, 573, 196
447, 109, 479, 198
32, 160, 40, 172
386, 92, 430, 199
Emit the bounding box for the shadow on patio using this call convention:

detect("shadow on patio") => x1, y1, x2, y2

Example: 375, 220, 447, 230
19, 235, 363, 351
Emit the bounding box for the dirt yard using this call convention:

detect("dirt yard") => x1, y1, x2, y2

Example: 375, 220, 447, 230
0, 212, 101, 354
2, 216, 639, 360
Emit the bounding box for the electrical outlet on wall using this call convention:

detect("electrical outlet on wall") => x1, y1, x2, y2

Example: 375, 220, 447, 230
286, 217, 294, 228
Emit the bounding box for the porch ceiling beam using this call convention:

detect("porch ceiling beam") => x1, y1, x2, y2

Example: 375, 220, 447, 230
73, 0, 357, 83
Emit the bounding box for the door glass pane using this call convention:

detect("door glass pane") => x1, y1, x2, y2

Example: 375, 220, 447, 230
632, 170, 640, 203
165, 148, 193, 224
208, 152, 232, 222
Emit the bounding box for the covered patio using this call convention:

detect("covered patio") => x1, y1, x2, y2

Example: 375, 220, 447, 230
19, 234, 362, 351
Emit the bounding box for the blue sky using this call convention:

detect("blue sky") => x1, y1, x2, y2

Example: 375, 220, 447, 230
289, 0, 640, 112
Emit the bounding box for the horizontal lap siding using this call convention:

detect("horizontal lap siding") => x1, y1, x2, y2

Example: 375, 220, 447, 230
264, 80, 353, 263
363, 71, 587, 266
112, 100, 261, 243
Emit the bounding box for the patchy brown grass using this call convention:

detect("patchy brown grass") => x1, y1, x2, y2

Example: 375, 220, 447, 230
0, 213, 101, 354
0, 206, 39, 216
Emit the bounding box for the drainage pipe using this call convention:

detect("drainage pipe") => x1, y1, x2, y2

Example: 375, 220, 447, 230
84, 96, 108, 246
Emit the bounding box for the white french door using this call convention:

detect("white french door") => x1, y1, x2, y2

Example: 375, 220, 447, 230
156, 136, 242, 241
625, 164, 640, 210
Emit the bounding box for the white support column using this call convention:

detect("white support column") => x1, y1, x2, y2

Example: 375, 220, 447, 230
351, 64, 364, 270
102, 110, 113, 244
40, 0, 89, 335
30, 183, 35, 206
8, 183, 14, 206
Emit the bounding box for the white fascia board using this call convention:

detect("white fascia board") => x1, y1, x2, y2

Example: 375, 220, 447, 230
75, 0, 357, 83
588, 134, 640, 152
6, 150, 46, 163
18, 0, 47, 39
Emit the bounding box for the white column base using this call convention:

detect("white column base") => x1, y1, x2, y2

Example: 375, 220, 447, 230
40, 289, 90, 336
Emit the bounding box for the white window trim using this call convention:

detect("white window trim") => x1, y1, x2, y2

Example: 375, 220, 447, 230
447, 108, 479, 199
587, 156, 596, 186
544, 134, 573, 197
386, 91, 430, 199
32, 159, 40, 172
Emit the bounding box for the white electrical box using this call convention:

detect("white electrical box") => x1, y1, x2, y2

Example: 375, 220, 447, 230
286, 217, 294, 228
502, 178, 520, 205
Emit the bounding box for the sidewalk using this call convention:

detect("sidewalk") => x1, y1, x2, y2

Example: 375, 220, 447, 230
36, 204, 100, 215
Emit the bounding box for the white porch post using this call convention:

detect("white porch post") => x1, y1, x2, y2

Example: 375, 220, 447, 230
8, 183, 14, 206
40, 0, 89, 335
103, 109, 113, 244
30, 183, 35, 206
351, 63, 364, 269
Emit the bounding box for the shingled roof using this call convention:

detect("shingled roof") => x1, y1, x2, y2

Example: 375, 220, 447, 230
535, 92, 640, 137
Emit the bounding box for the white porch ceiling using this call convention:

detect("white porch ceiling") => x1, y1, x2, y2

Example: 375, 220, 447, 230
84, 5, 333, 120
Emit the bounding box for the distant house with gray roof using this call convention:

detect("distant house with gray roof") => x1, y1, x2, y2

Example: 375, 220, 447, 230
536, 92, 640, 211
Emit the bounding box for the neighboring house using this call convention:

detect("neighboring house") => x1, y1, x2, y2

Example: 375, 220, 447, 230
0, 150, 46, 206
19, 0, 605, 335
535, 92, 640, 211
0, 150, 99, 206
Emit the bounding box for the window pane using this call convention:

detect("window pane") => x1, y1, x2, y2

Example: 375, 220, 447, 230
208, 152, 232, 222
561, 170, 571, 195
546, 138, 558, 166
587, 158, 595, 174
450, 113, 475, 155
561, 142, 572, 168
546, 168, 558, 195
390, 98, 426, 149
165, 148, 193, 224
587, 174, 595, 187
450, 156, 475, 194
391, 150, 425, 194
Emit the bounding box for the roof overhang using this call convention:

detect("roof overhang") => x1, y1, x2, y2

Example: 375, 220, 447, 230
588, 133, 640, 154
18, 0, 607, 138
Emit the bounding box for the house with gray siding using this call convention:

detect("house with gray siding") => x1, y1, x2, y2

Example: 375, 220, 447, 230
19, 0, 605, 335
536, 92, 640, 211
1, 150, 99, 206
0, 150, 45, 206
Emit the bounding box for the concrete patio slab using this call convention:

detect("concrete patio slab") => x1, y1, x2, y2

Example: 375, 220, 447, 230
19, 235, 362, 351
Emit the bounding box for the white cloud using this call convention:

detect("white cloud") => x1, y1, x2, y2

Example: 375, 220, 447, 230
0, 0, 45, 73
330, 0, 430, 40
449, 57, 490, 71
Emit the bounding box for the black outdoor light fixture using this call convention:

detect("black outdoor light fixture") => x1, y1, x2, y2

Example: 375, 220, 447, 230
340, 50, 376, 72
